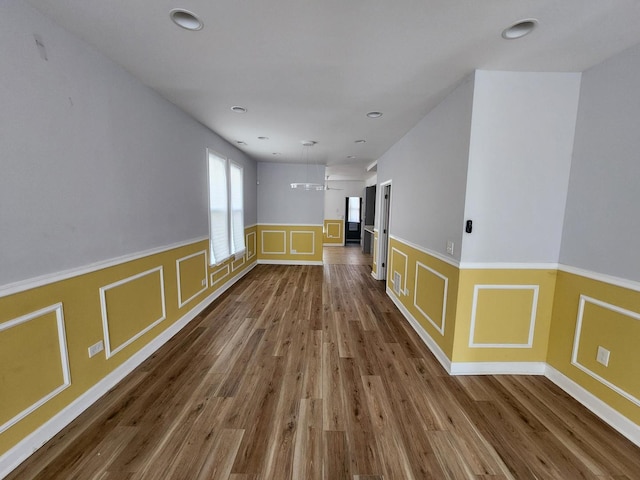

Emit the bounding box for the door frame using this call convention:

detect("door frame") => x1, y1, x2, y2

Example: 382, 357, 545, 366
376, 180, 392, 281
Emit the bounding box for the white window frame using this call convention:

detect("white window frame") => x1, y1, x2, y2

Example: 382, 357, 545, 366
207, 149, 245, 266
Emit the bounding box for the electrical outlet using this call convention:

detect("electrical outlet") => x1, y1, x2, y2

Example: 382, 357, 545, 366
88, 340, 104, 358
446, 240, 454, 255
291, 249, 297, 253
201, 278, 206, 287
596, 346, 610, 366
404, 288, 410, 296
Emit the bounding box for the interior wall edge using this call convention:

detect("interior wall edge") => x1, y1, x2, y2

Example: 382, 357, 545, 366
0, 262, 255, 479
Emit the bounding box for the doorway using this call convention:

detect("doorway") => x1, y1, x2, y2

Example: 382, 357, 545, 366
378, 182, 391, 281
345, 196, 362, 244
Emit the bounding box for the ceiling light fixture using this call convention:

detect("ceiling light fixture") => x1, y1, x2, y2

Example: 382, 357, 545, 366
236, 140, 247, 146
347, 155, 356, 159
169, 9, 204, 31
258, 136, 269, 140
355, 139, 366, 144
291, 141, 324, 191
366, 111, 383, 118
502, 19, 537, 40
230, 106, 247, 113
272, 152, 281, 156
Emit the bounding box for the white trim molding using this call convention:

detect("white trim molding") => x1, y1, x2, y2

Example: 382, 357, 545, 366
0, 303, 71, 435
324, 221, 342, 240
257, 260, 323, 266
388, 234, 460, 268
259, 223, 323, 227
571, 295, 640, 408
0, 236, 208, 299
546, 365, 640, 447
460, 262, 558, 270
386, 287, 452, 374
99, 267, 167, 359
390, 247, 408, 296
469, 284, 539, 349
0, 264, 256, 479
558, 264, 640, 293
290, 230, 316, 255
210, 264, 231, 286
413, 262, 448, 336
245, 231, 257, 261
260, 230, 287, 255
176, 250, 208, 308
450, 362, 546, 376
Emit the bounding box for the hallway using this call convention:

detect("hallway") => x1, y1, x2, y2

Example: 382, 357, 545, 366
8, 251, 640, 479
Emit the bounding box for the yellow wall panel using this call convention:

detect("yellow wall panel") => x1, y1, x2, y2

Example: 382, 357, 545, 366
323, 220, 344, 245
177, 251, 207, 308
100, 268, 165, 357
257, 225, 323, 263
0, 228, 257, 456
470, 286, 537, 347
414, 263, 448, 334
372, 232, 378, 276
0, 309, 68, 431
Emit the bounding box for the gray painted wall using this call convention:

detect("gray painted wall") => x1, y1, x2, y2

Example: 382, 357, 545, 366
560, 43, 640, 281
376, 76, 474, 261
0, 2, 257, 286
257, 162, 325, 225
461, 70, 581, 264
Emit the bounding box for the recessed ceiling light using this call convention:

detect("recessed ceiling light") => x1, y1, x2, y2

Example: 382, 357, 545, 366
230, 106, 247, 113
355, 139, 366, 144
236, 140, 247, 146
502, 19, 537, 40
301, 140, 317, 146
347, 155, 356, 159
272, 152, 281, 156
169, 9, 203, 31
366, 111, 383, 118
257, 136, 269, 140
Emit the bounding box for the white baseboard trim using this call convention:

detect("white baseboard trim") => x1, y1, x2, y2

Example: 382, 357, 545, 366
385, 287, 640, 447
257, 260, 323, 266
0, 263, 255, 480
386, 287, 452, 374
450, 362, 547, 376
323, 243, 345, 246
545, 365, 640, 447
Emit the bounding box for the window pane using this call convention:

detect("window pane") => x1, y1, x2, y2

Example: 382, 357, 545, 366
230, 162, 245, 255
209, 152, 229, 264
348, 197, 360, 223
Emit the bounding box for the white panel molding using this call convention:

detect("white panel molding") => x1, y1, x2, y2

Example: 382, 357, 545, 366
260, 230, 287, 255
245, 232, 256, 261
99, 267, 167, 359
390, 247, 408, 295
469, 284, 539, 349
545, 365, 640, 447
413, 262, 448, 336
0, 236, 208, 299
210, 264, 231, 286
450, 362, 546, 375
0, 264, 256, 480
558, 264, 640, 293
244, 223, 258, 229
290, 230, 316, 255
257, 260, 323, 266
571, 295, 640, 408
389, 234, 459, 268
386, 287, 452, 373
0, 303, 71, 435
176, 250, 208, 308
232, 255, 246, 272
324, 221, 342, 239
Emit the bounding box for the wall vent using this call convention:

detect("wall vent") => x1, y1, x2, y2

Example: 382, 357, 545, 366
393, 272, 402, 295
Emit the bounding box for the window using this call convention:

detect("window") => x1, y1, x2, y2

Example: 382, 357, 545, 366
208, 150, 245, 265
348, 196, 360, 223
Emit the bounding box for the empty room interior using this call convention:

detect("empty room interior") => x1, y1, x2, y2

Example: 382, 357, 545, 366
2, 1, 640, 478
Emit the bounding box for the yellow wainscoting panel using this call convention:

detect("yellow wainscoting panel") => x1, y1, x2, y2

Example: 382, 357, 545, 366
245, 230, 257, 262
548, 271, 640, 423
257, 225, 323, 263
291, 231, 315, 255
469, 285, 539, 348
0, 229, 257, 456
176, 250, 208, 308
0, 305, 70, 434
99, 267, 166, 358
210, 264, 231, 286
386, 237, 459, 359
323, 219, 344, 245
452, 269, 556, 363
261, 230, 287, 255
414, 262, 448, 335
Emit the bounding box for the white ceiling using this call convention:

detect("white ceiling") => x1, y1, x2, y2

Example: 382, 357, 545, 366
27, 0, 640, 169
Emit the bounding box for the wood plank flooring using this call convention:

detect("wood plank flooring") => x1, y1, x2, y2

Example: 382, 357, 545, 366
7, 247, 640, 479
